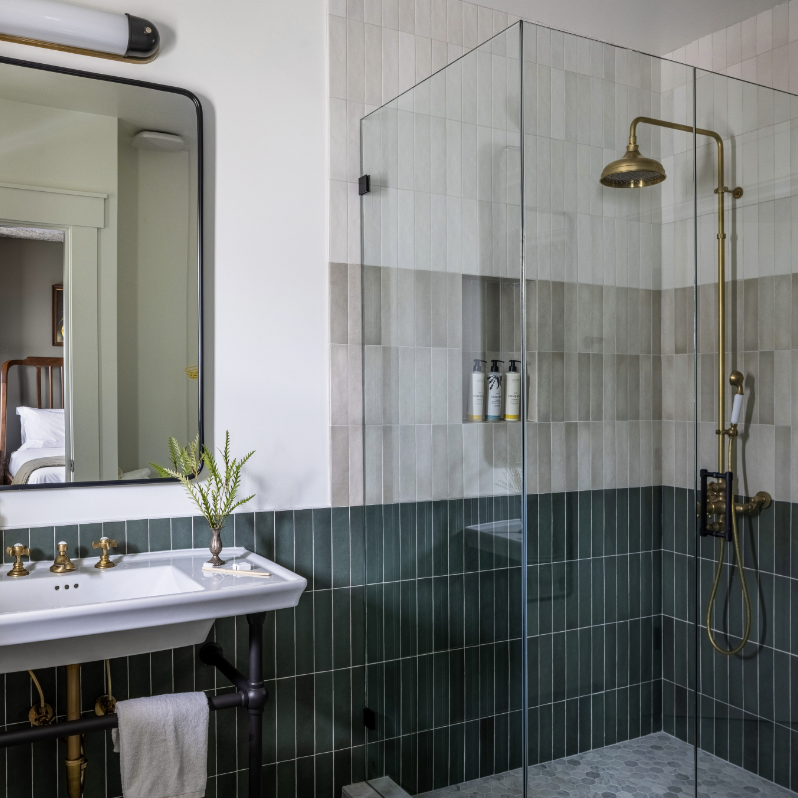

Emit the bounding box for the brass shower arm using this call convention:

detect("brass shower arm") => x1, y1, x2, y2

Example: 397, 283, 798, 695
628, 117, 724, 191
628, 116, 722, 144
629, 115, 734, 471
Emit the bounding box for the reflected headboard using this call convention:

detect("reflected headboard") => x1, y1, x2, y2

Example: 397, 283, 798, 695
0, 357, 64, 484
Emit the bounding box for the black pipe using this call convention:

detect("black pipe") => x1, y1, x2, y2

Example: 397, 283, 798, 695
0, 613, 270, 798
246, 613, 266, 798
199, 641, 249, 692
0, 690, 246, 748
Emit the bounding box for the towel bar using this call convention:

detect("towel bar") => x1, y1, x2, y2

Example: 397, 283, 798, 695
0, 613, 269, 798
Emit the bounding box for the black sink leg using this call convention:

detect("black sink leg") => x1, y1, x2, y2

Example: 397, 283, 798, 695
247, 612, 266, 798
199, 612, 268, 797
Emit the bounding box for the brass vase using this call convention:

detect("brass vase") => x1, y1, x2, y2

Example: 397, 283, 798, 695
207, 526, 226, 566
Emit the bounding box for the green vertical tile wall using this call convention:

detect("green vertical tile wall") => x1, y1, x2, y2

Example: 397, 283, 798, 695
19, 484, 798, 797
663, 488, 798, 792
0, 510, 367, 798
365, 488, 664, 795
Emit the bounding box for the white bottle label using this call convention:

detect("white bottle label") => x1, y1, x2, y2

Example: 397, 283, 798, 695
505, 372, 521, 420
469, 372, 485, 421
487, 373, 503, 420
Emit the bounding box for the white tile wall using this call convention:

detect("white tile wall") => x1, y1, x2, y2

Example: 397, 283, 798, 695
663, 0, 798, 92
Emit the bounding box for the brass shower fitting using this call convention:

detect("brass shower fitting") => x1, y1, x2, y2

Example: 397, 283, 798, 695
27, 670, 54, 726
94, 659, 117, 716
26, 661, 112, 795
703, 372, 770, 655
602, 117, 771, 657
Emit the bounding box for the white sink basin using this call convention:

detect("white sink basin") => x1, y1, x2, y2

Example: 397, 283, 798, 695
0, 547, 306, 674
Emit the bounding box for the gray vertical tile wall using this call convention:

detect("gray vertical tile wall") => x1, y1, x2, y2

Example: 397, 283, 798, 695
330, 262, 365, 509
359, 24, 525, 508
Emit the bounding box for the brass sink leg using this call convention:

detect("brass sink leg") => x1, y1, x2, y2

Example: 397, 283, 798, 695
65, 664, 86, 798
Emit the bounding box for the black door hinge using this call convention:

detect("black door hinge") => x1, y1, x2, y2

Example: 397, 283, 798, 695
363, 706, 376, 730
359, 174, 371, 195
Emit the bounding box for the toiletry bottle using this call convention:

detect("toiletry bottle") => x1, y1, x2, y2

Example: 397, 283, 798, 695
505, 359, 521, 421
487, 360, 504, 421
468, 360, 487, 421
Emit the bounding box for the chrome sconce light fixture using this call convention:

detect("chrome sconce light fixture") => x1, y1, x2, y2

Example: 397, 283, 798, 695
0, 0, 160, 63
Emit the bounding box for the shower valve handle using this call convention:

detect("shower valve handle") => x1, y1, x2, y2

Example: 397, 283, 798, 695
699, 469, 733, 542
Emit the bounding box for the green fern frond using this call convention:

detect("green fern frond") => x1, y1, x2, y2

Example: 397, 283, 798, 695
150, 431, 255, 532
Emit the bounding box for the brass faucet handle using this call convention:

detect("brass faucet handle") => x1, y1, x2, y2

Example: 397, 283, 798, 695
5, 543, 30, 577
92, 537, 118, 569
50, 541, 76, 574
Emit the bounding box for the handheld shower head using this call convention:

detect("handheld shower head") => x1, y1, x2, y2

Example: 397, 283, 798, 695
730, 371, 745, 426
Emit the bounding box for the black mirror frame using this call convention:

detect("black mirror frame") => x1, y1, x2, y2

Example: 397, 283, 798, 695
0, 53, 204, 491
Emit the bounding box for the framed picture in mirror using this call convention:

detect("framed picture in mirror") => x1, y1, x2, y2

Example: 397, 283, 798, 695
52, 283, 64, 346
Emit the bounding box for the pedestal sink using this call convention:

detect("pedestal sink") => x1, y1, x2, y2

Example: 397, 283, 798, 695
0, 547, 306, 674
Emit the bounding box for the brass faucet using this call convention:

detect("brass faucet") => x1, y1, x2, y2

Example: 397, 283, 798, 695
50, 541, 76, 573
5, 543, 30, 577
91, 537, 118, 569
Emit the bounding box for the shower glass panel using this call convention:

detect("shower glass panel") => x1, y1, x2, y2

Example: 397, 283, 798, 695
360, 23, 525, 793
522, 28, 697, 793
361, 17, 796, 798
694, 67, 796, 797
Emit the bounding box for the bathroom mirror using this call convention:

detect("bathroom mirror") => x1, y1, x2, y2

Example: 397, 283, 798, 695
0, 56, 202, 489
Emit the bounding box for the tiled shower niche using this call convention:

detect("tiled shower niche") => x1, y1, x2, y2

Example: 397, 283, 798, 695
461, 275, 522, 423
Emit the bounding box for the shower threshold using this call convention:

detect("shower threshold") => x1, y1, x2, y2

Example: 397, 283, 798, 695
418, 731, 792, 798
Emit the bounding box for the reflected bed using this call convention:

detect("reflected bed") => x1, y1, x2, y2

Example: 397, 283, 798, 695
0, 358, 65, 485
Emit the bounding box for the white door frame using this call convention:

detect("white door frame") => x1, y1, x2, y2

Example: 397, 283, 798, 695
0, 181, 111, 482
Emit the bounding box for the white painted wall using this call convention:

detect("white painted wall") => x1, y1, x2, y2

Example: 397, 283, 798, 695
0, 0, 329, 527
117, 123, 197, 475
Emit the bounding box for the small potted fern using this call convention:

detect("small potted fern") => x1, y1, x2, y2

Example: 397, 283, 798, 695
151, 432, 254, 566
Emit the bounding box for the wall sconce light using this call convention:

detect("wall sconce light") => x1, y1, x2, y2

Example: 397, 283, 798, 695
0, 0, 160, 63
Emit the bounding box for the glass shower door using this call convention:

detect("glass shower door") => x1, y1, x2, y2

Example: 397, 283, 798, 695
694, 67, 797, 797
522, 25, 698, 796
360, 22, 525, 794
359, 16, 798, 798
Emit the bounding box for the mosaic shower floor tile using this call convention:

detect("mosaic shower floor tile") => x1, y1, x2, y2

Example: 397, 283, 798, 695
417, 731, 792, 798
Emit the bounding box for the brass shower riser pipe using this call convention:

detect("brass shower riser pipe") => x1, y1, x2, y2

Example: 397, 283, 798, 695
628, 117, 728, 472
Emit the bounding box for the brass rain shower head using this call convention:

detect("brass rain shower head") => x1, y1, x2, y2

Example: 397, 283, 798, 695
599, 143, 666, 188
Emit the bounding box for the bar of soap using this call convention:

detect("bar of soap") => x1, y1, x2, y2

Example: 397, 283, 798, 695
232, 562, 252, 571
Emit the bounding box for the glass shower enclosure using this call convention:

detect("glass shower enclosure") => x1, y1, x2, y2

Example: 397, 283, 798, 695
359, 19, 794, 798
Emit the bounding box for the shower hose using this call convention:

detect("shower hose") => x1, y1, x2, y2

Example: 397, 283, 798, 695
705, 435, 752, 656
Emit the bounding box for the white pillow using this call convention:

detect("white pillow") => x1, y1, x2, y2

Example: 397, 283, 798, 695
16, 407, 65, 447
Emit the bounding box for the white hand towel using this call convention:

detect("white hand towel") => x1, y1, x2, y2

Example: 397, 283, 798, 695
112, 692, 209, 798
